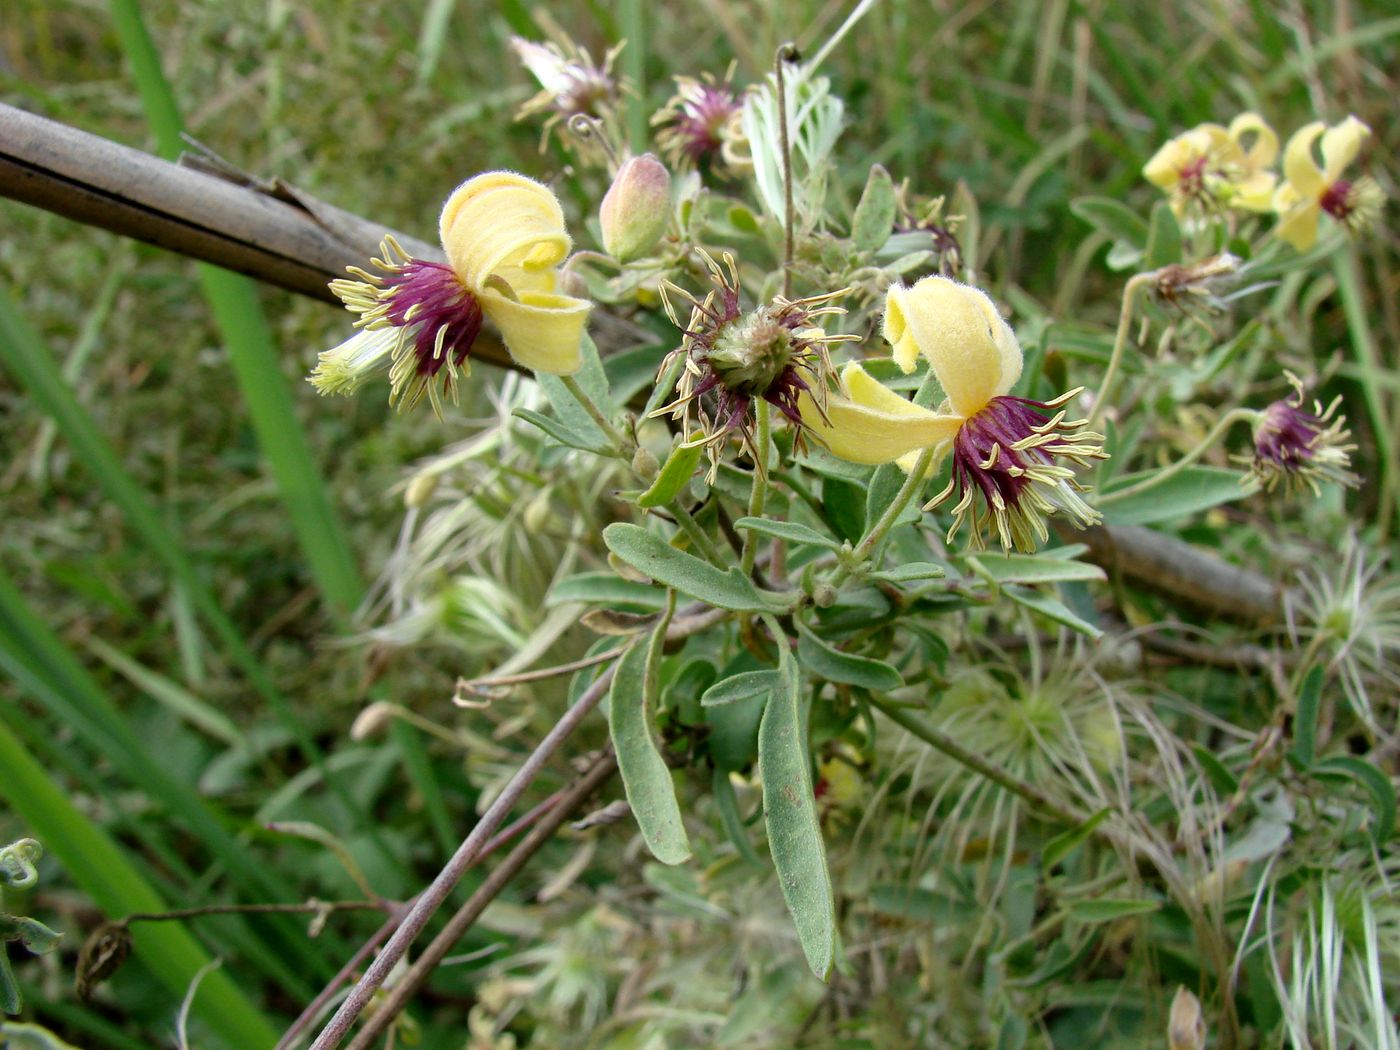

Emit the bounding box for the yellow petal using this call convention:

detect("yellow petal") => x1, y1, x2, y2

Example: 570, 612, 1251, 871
481, 289, 591, 374
1320, 115, 1370, 183
1230, 170, 1278, 213
1275, 199, 1321, 252
1143, 137, 1191, 191
883, 277, 1021, 418
439, 172, 571, 293
1282, 122, 1326, 200
1228, 112, 1278, 170
798, 364, 962, 466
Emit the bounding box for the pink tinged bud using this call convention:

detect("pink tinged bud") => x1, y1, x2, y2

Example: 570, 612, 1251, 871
600, 154, 671, 263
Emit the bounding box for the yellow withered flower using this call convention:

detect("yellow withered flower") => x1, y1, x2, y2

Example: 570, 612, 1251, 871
801, 276, 1106, 552
1273, 116, 1383, 251
310, 172, 591, 415
1143, 113, 1279, 215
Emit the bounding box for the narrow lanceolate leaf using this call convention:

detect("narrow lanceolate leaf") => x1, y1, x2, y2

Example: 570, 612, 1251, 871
548, 572, 669, 610
701, 669, 782, 707
759, 644, 835, 978
1005, 586, 1103, 639
637, 443, 704, 508
966, 553, 1106, 586
609, 601, 690, 865
733, 517, 843, 552
1290, 665, 1324, 770
603, 523, 790, 613
795, 621, 903, 692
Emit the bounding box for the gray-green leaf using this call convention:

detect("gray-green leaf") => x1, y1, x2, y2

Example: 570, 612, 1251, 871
603, 523, 790, 613
796, 621, 903, 692
701, 669, 781, 707
759, 645, 835, 978
609, 610, 691, 865
851, 164, 897, 253
733, 517, 842, 551
637, 443, 704, 509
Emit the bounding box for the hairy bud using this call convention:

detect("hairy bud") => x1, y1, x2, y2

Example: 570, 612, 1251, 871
600, 154, 671, 262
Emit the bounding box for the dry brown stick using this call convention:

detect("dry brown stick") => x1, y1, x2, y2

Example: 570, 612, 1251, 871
0, 102, 509, 371
344, 750, 619, 1049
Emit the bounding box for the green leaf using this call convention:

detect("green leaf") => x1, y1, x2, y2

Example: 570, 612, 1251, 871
604, 344, 671, 407
759, 646, 835, 978
870, 561, 947, 583
712, 766, 763, 867
1068, 898, 1161, 922
1145, 200, 1183, 268
733, 517, 843, 551
609, 607, 691, 865
1004, 586, 1102, 639
536, 332, 617, 443
637, 443, 704, 508
821, 476, 866, 543
603, 524, 790, 613
547, 572, 668, 610
966, 553, 1107, 585
796, 622, 904, 692
851, 164, 897, 253
869, 885, 965, 922
702, 669, 781, 707
1100, 467, 1249, 526
1070, 196, 1149, 248
1291, 666, 1324, 770
1315, 756, 1396, 844
1192, 745, 1240, 797
3, 915, 62, 955
0, 949, 18, 1015
1041, 809, 1111, 873
514, 408, 611, 453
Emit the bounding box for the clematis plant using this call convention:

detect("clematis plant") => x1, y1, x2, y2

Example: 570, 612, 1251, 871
1274, 116, 1384, 250
310, 172, 591, 414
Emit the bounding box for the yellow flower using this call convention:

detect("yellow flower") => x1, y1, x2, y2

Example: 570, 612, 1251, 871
1273, 116, 1383, 251
1143, 113, 1279, 215
310, 172, 591, 415
801, 276, 1105, 552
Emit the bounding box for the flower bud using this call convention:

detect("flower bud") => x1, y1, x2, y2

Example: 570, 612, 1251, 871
600, 154, 671, 263
1168, 986, 1206, 1050
631, 446, 660, 481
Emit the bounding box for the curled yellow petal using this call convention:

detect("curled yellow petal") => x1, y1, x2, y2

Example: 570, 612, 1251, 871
1282, 122, 1326, 200
1228, 112, 1278, 170
1143, 137, 1192, 191
798, 363, 962, 466
883, 276, 1021, 418
1230, 170, 1278, 213
481, 289, 591, 375
1320, 115, 1370, 183
439, 172, 571, 292
1274, 197, 1321, 252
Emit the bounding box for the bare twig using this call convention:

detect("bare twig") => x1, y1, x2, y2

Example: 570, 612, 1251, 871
0, 102, 509, 372
343, 750, 619, 1049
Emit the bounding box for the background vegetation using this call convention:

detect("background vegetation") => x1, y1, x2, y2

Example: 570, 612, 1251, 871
1, 1, 1397, 1046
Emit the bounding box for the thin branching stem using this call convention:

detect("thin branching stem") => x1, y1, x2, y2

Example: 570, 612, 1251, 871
775, 44, 797, 299
1097, 407, 1258, 505
558, 372, 627, 454
833, 446, 936, 585
742, 400, 772, 576
1087, 271, 1155, 432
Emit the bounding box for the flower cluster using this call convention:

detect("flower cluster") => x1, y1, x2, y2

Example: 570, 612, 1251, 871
310, 172, 591, 414
801, 276, 1107, 553
1144, 112, 1382, 250
655, 253, 850, 480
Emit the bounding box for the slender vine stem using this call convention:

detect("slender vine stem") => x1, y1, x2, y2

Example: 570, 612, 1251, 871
1087, 271, 1155, 432
742, 400, 772, 576
1097, 407, 1257, 506
832, 446, 936, 585
775, 44, 797, 299
672, 502, 727, 566
558, 372, 627, 454
869, 695, 1081, 826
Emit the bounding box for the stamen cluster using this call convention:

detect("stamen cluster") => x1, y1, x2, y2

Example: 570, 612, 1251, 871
926, 390, 1107, 553
656, 253, 848, 480
1250, 376, 1359, 494
314, 237, 483, 415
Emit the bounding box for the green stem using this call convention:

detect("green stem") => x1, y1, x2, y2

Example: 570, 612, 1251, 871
558, 372, 628, 454
1097, 407, 1257, 506
869, 696, 1081, 826
1087, 271, 1154, 432
672, 503, 726, 567
834, 445, 936, 584
741, 401, 772, 576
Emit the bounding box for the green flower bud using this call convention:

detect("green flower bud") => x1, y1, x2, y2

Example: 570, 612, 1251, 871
600, 154, 671, 263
